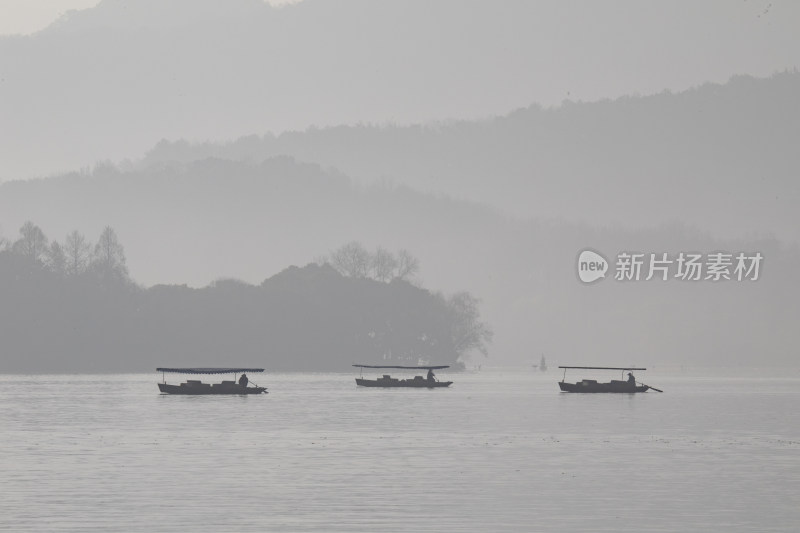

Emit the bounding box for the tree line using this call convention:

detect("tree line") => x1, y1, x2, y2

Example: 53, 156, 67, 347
2, 221, 129, 283
322, 241, 492, 358
0, 224, 492, 372
324, 241, 420, 283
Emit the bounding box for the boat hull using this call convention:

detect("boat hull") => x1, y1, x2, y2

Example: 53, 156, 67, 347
158, 383, 267, 395
355, 378, 452, 388
559, 381, 649, 393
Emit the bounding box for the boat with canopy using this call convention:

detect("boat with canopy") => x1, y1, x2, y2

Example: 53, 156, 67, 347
156, 367, 268, 395
353, 364, 453, 388
558, 366, 662, 393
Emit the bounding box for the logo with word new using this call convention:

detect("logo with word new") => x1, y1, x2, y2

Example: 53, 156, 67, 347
576, 249, 763, 284
577, 249, 609, 284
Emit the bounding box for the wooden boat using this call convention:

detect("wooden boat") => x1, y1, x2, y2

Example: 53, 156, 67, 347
353, 364, 453, 388
558, 366, 662, 393
157, 367, 268, 395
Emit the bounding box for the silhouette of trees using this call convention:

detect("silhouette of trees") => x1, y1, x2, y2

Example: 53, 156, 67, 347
0, 225, 491, 372
64, 230, 91, 276
5, 222, 129, 284
445, 292, 493, 358
370, 246, 398, 282
327, 242, 421, 283
253, 263, 488, 369
12, 221, 48, 264
91, 226, 128, 282
329, 241, 371, 278
46, 242, 67, 277
395, 249, 420, 281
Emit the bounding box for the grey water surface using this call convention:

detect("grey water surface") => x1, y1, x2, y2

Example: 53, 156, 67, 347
1, 370, 798, 532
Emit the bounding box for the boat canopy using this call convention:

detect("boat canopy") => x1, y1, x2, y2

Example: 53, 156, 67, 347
156, 367, 265, 374
558, 366, 646, 370
352, 364, 450, 370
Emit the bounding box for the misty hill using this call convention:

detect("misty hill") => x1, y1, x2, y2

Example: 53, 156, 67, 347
1, 157, 797, 368
0, 0, 558, 179
0, 244, 489, 373
141, 72, 800, 243
2, 0, 797, 181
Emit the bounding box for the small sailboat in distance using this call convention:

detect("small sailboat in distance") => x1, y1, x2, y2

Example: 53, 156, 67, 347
539, 355, 548, 372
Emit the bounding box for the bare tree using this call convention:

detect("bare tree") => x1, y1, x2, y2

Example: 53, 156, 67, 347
329, 241, 370, 278
64, 230, 92, 276
395, 249, 420, 281
46, 241, 67, 276
446, 292, 493, 358
91, 226, 128, 280
12, 221, 48, 263
371, 247, 398, 282
328, 244, 421, 282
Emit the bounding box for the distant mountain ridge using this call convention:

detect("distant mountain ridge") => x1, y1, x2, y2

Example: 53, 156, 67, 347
2, 0, 795, 181
141, 72, 800, 243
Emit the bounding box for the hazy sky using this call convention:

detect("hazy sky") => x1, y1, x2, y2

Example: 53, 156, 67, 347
0, 1, 95, 34
0, 0, 296, 35
1, 0, 798, 179
2, 1, 797, 99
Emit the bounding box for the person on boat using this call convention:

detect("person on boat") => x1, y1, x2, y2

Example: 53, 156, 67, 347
627, 372, 636, 386
239, 373, 249, 388
427, 369, 436, 382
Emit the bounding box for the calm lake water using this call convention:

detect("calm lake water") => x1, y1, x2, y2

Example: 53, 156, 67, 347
1, 369, 798, 532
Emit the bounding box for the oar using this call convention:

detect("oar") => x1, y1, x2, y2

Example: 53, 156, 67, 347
247, 379, 267, 392
640, 382, 663, 393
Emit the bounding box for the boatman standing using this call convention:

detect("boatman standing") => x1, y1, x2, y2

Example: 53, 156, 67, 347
239, 373, 249, 388
627, 372, 636, 386
427, 369, 436, 382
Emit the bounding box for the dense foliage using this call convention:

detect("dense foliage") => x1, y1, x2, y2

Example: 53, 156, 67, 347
0, 223, 491, 373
